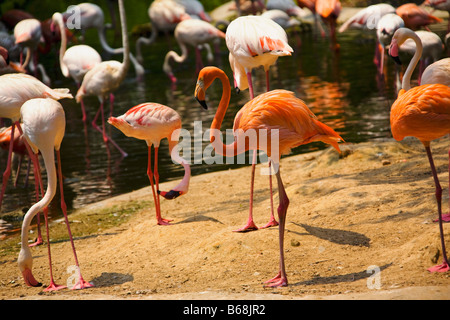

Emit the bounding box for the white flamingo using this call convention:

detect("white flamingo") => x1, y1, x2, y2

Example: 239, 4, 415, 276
339, 3, 395, 32
376, 13, 404, 74
18, 98, 93, 291
163, 18, 225, 84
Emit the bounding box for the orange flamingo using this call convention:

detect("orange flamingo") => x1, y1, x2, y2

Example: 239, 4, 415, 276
315, 0, 341, 50
19, 98, 93, 291
389, 31, 450, 273
0, 126, 30, 188
108, 103, 191, 225
396, 3, 442, 31
194, 66, 343, 286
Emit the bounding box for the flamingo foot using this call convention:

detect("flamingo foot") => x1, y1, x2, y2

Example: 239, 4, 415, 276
28, 236, 44, 247
71, 277, 94, 290
428, 261, 450, 273
264, 272, 287, 287
259, 217, 279, 229
21, 268, 42, 287
434, 213, 450, 223
44, 281, 67, 292
233, 220, 258, 232
157, 217, 174, 226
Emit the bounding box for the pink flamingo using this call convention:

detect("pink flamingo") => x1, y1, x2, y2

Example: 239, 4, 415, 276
315, 0, 341, 50
339, 3, 395, 32
13, 18, 50, 84
225, 14, 293, 232
0, 73, 73, 248
76, 0, 130, 158
0, 46, 25, 74
396, 3, 442, 31
389, 30, 450, 272
421, 58, 450, 86
51, 12, 102, 122
163, 18, 225, 84
135, 0, 189, 65
18, 98, 93, 291
195, 66, 343, 286
108, 103, 191, 225
375, 13, 405, 74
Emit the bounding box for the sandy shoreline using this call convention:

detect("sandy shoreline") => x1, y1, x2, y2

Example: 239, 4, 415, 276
1, 137, 449, 300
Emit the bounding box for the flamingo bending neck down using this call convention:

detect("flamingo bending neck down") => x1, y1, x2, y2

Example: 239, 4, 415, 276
108, 103, 191, 225
195, 66, 343, 286
389, 30, 450, 273
76, 0, 130, 158
18, 98, 93, 291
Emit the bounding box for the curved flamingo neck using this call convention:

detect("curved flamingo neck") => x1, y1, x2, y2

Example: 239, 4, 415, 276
53, 13, 69, 78
207, 69, 238, 156
117, 0, 130, 81
402, 30, 423, 91
163, 43, 188, 75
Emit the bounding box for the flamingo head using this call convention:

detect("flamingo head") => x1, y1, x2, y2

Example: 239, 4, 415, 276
195, 66, 225, 110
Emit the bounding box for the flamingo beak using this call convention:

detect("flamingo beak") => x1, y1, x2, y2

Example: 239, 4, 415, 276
196, 97, 208, 110
158, 190, 182, 200
390, 54, 402, 65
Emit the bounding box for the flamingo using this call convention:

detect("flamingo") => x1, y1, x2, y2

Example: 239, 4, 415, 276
315, 0, 341, 50
226, 15, 293, 99
108, 103, 191, 225
338, 3, 395, 33
135, 0, 189, 65
375, 13, 405, 74
421, 58, 450, 86
76, 0, 131, 158
0, 46, 25, 74
13, 18, 50, 85
51, 12, 101, 122
396, 3, 442, 31
18, 98, 93, 291
163, 18, 225, 84
389, 31, 450, 273
0, 73, 73, 218
194, 66, 343, 286
396, 29, 443, 84
261, 9, 302, 31
226, 14, 293, 232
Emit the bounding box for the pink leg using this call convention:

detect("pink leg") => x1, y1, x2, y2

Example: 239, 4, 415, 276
260, 160, 278, 229
234, 150, 258, 232
76, 83, 87, 122
425, 146, 449, 273
92, 102, 128, 158
265, 70, 270, 92
265, 168, 290, 287
147, 146, 172, 225
246, 71, 255, 99
109, 93, 114, 118
56, 150, 93, 289
438, 148, 450, 222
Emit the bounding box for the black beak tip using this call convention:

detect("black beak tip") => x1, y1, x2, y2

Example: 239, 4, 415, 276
235, 87, 240, 94
196, 97, 208, 110
158, 190, 182, 200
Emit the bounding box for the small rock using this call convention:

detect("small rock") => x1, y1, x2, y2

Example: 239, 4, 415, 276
290, 239, 300, 247
381, 159, 391, 166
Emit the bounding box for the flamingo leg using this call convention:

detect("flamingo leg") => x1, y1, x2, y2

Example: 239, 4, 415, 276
38, 159, 66, 292
260, 160, 278, 229
265, 167, 289, 287
425, 146, 450, 272
195, 47, 203, 74
77, 83, 87, 122
0, 122, 15, 209
55, 149, 93, 289
92, 101, 128, 158
246, 70, 255, 99
147, 146, 172, 225
265, 70, 270, 92
234, 150, 259, 232
14, 155, 22, 188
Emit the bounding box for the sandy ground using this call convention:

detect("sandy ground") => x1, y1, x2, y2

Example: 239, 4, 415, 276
0, 137, 449, 300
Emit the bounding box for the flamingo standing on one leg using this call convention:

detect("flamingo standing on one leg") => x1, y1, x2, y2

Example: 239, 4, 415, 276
226, 14, 293, 232
51, 12, 101, 123
76, 0, 131, 158
0, 73, 73, 245
389, 30, 450, 272
396, 3, 442, 31
195, 66, 343, 286
18, 98, 93, 291
108, 103, 191, 225
163, 18, 225, 84
315, 0, 341, 50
